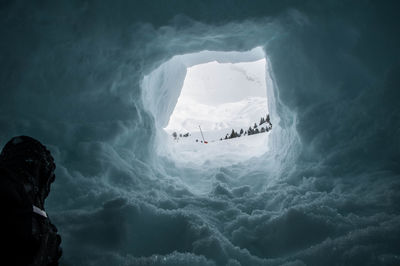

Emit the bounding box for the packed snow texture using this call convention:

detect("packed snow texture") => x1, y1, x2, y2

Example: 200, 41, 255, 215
0, 1, 399, 266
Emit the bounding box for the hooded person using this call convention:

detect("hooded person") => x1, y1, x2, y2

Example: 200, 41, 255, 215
0, 136, 62, 266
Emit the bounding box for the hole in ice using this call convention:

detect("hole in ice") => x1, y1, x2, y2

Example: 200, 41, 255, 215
164, 58, 272, 166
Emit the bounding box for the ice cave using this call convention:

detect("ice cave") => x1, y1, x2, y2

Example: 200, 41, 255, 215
0, 1, 399, 266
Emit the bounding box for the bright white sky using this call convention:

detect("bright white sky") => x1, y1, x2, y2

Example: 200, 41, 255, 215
165, 59, 268, 133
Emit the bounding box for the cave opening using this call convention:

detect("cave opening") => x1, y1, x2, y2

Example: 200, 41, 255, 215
141, 47, 279, 168
164, 58, 272, 165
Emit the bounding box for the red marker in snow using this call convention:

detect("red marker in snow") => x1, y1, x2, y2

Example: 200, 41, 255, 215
199, 125, 208, 144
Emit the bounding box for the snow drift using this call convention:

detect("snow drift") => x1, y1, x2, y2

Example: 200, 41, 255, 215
0, 1, 399, 266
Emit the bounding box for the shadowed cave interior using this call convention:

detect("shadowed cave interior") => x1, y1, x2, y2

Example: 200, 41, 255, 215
0, 1, 399, 266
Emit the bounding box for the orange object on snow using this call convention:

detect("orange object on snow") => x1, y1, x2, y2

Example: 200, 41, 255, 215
199, 125, 208, 144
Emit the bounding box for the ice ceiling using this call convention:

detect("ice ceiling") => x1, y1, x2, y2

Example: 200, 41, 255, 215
0, 1, 399, 266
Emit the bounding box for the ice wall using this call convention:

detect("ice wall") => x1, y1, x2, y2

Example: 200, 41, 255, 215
0, 1, 399, 266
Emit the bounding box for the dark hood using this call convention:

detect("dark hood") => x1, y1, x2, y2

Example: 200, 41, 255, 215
0, 136, 56, 209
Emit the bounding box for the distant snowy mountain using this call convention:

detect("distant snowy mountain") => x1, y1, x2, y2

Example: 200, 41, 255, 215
165, 96, 268, 133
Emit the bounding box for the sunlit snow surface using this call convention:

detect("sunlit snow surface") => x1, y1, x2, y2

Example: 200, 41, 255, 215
166, 131, 270, 167
164, 96, 271, 166
1, 2, 400, 266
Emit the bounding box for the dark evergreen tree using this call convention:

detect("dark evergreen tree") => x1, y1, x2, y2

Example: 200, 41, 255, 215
240, 128, 244, 135
254, 123, 258, 129
261, 127, 265, 133
230, 129, 236, 139
248, 127, 253, 135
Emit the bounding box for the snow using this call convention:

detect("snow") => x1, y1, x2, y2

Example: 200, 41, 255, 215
165, 130, 270, 166
162, 59, 270, 165
165, 96, 268, 133
163, 96, 271, 166
175, 59, 267, 107
1, 2, 400, 266
164, 58, 268, 134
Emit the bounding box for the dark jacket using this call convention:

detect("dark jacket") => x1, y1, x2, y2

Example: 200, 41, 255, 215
0, 136, 61, 266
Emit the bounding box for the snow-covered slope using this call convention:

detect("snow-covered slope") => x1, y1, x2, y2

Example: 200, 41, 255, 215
165, 129, 270, 167
163, 96, 270, 166
165, 96, 268, 133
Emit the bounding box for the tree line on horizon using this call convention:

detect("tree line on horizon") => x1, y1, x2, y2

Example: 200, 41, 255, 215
220, 114, 272, 141
171, 132, 190, 140
170, 114, 272, 143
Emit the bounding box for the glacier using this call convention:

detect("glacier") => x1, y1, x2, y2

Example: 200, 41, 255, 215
0, 1, 399, 265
